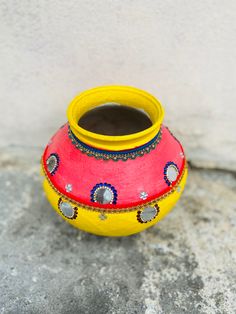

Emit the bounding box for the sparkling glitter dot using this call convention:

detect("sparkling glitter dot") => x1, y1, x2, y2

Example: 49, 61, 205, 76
65, 184, 73, 193
140, 191, 148, 200
99, 213, 107, 220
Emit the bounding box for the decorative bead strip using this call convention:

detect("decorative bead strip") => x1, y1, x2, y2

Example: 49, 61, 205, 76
68, 126, 162, 161
41, 158, 187, 214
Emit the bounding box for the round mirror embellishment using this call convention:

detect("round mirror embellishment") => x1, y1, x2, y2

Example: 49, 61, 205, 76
46, 153, 60, 175
58, 198, 78, 219
137, 204, 159, 223
164, 162, 179, 186
91, 183, 118, 205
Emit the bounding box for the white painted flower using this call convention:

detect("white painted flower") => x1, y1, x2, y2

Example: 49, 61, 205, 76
140, 191, 148, 200
65, 184, 73, 192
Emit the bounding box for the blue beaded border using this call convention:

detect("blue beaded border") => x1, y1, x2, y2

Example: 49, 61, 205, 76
68, 126, 162, 161
90, 183, 118, 204
164, 161, 179, 186
46, 153, 60, 176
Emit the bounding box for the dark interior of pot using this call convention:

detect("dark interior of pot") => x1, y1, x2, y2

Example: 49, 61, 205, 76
78, 103, 153, 136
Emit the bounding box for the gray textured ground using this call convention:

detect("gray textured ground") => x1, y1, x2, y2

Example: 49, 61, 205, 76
0, 148, 235, 314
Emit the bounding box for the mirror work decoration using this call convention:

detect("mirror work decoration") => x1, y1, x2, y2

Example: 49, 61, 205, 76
41, 86, 188, 236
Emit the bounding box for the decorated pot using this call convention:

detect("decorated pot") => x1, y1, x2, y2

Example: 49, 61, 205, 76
41, 86, 188, 236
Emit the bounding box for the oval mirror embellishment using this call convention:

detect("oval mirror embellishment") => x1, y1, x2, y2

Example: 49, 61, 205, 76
164, 161, 179, 186
137, 204, 159, 223
46, 153, 60, 175
58, 198, 78, 219
91, 183, 118, 205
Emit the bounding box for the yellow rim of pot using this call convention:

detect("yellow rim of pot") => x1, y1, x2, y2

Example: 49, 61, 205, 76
67, 85, 164, 151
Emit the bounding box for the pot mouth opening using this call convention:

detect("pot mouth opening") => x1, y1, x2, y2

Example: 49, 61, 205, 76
78, 103, 153, 136
67, 85, 164, 151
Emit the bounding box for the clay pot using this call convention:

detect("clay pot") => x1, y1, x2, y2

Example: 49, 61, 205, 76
41, 86, 187, 236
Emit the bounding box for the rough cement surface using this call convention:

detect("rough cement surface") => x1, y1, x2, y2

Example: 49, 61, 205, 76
0, 149, 235, 314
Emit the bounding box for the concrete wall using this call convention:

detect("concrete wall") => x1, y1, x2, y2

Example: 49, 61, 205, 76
0, 0, 235, 170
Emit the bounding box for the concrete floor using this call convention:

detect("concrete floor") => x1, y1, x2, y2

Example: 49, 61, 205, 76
0, 148, 235, 314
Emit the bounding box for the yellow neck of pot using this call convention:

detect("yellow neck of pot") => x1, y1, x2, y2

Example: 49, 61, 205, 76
67, 85, 164, 151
